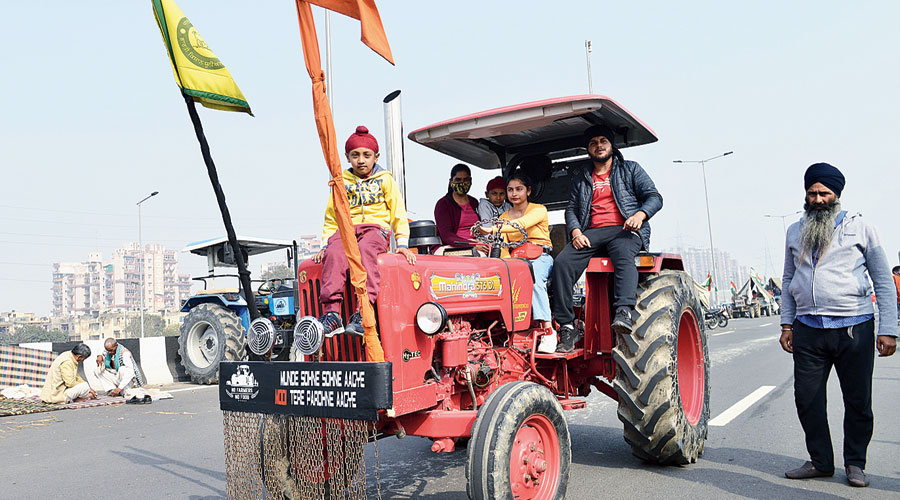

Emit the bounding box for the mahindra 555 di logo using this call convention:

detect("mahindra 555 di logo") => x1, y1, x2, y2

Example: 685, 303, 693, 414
430, 273, 502, 300
225, 364, 259, 401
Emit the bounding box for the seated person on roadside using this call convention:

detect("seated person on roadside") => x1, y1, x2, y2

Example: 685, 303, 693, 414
479, 171, 556, 353
551, 124, 663, 352
92, 338, 137, 397
41, 343, 97, 404
312, 126, 415, 336
477, 176, 511, 220
434, 163, 481, 247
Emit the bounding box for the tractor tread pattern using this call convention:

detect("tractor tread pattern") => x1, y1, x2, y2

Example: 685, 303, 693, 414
177, 303, 246, 385
466, 381, 570, 500
611, 270, 710, 465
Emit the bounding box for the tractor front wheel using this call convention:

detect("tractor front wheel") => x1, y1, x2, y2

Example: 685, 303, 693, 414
613, 270, 710, 465
466, 381, 570, 500
178, 303, 245, 384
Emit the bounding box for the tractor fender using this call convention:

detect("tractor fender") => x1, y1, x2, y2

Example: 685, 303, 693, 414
181, 295, 251, 334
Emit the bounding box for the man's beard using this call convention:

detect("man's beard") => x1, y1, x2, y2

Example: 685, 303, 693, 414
799, 198, 841, 255
588, 149, 614, 164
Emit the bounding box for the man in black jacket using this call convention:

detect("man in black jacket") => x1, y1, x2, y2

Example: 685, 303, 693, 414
551, 125, 663, 352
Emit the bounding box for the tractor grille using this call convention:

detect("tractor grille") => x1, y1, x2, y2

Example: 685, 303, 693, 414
298, 278, 366, 362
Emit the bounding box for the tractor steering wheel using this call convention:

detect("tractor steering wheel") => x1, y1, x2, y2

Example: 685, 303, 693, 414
257, 278, 285, 295
470, 218, 528, 255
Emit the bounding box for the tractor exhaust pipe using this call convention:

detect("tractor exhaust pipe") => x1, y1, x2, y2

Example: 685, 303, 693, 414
383, 90, 406, 202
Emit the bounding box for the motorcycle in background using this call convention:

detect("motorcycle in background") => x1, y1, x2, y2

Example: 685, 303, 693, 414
704, 305, 729, 330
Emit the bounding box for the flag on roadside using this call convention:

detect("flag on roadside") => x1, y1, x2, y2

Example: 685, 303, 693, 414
702, 273, 712, 291
730, 280, 738, 295
152, 0, 252, 114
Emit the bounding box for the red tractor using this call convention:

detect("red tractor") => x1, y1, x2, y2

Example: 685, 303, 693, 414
238, 95, 708, 500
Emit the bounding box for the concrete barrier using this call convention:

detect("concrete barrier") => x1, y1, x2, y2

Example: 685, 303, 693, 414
5, 337, 192, 388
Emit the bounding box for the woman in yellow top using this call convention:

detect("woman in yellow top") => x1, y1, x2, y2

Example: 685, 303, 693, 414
496, 172, 557, 353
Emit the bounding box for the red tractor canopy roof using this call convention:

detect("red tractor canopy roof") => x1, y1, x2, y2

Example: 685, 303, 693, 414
408, 95, 657, 171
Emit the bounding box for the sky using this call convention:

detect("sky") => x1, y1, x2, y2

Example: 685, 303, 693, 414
1, 1, 898, 315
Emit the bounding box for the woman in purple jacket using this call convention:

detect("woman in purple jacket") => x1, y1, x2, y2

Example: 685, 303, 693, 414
434, 163, 480, 247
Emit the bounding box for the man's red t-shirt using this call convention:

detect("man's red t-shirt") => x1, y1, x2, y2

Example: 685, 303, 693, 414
589, 170, 625, 228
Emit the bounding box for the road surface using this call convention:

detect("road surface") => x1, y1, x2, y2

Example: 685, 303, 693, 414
2, 316, 898, 499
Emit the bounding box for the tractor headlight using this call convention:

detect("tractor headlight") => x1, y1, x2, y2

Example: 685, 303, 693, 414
294, 316, 325, 355
416, 302, 447, 335
248, 317, 276, 355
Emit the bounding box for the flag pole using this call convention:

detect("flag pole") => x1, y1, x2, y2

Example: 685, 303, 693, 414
182, 92, 259, 321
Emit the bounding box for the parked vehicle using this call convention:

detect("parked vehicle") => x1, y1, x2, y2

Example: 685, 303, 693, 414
732, 275, 779, 318
704, 305, 728, 329
177, 237, 298, 384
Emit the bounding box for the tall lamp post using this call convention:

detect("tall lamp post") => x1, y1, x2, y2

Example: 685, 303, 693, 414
585, 40, 593, 93
673, 152, 733, 306
764, 210, 802, 236
137, 191, 159, 338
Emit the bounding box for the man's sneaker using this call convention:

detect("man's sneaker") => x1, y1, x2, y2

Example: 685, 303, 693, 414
538, 331, 558, 353
556, 324, 583, 353
318, 312, 344, 336
611, 307, 634, 335
345, 312, 365, 337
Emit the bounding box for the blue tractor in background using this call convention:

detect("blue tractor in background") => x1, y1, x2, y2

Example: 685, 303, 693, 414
178, 237, 300, 384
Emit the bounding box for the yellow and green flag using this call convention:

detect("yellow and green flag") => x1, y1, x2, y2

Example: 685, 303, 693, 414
152, 0, 251, 114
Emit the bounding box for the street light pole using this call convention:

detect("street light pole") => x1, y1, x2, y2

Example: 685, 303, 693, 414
585, 40, 593, 94
673, 152, 733, 306
764, 210, 802, 236
137, 191, 159, 338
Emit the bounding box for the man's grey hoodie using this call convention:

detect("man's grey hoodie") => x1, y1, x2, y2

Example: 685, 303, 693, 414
781, 211, 898, 336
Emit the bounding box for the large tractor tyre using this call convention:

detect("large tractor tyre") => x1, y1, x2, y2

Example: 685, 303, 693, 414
467, 381, 570, 500
612, 270, 710, 465
178, 303, 246, 384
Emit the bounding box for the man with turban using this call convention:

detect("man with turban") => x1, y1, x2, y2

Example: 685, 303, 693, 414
780, 162, 897, 488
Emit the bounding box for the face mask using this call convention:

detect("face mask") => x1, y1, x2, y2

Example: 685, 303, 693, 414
450, 180, 472, 195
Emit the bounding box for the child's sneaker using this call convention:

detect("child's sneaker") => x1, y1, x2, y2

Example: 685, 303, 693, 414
538, 330, 558, 353
318, 312, 344, 336
345, 312, 365, 336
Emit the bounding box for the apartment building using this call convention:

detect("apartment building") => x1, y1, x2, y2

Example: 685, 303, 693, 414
52, 244, 192, 316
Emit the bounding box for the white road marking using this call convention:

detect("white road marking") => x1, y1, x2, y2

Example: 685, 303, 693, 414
165, 385, 219, 393
709, 385, 776, 426
759, 322, 773, 327
711, 330, 734, 337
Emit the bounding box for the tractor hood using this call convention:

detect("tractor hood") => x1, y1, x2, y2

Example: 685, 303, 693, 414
408, 95, 657, 171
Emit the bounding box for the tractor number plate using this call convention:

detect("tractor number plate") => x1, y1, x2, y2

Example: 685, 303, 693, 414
219, 361, 393, 421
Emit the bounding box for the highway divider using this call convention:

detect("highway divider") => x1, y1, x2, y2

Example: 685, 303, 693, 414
5, 337, 192, 389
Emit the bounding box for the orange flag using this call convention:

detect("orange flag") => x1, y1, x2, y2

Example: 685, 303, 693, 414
294, 0, 394, 362
305, 0, 393, 64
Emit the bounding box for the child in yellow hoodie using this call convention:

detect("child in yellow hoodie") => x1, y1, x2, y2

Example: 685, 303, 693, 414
312, 126, 415, 335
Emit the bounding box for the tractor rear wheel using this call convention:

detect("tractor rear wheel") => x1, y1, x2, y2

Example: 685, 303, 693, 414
466, 381, 570, 500
178, 303, 245, 384
612, 270, 709, 465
